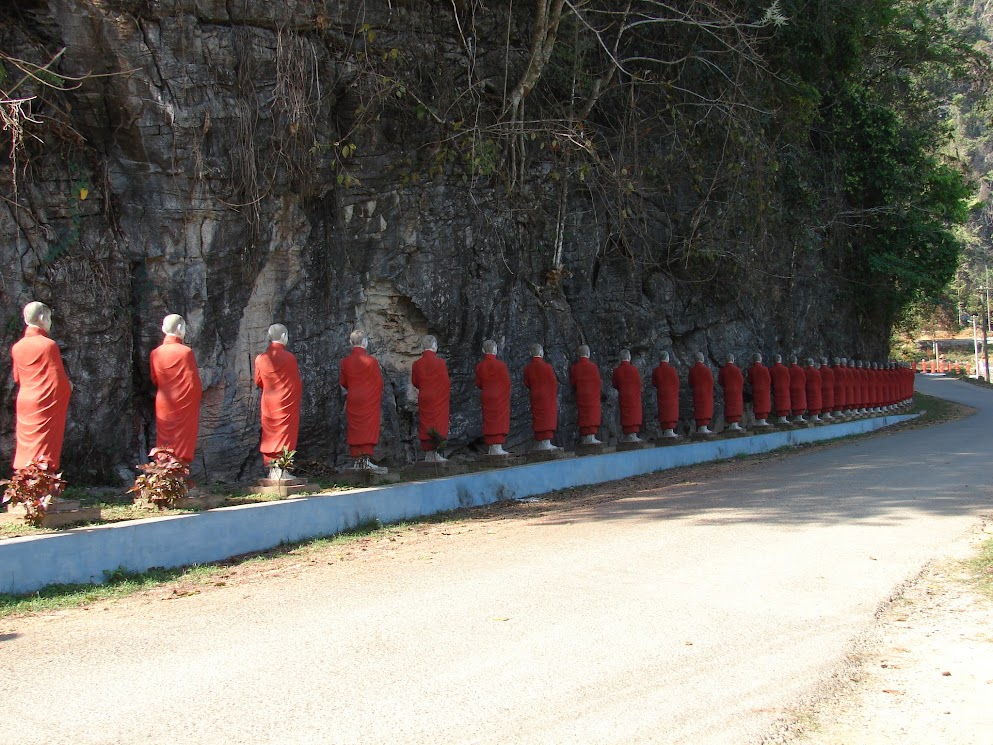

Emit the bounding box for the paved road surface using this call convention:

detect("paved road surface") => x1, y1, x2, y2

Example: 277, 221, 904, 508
1, 376, 990, 744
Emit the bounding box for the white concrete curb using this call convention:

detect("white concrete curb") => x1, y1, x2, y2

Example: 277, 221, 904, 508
0, 413, 917, 594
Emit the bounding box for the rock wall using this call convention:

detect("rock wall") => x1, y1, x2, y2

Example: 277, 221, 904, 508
0, 1, 887, 482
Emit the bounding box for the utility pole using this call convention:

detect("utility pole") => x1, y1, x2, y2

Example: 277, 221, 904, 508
973, 314, 980, 377
980, 264, 993, 331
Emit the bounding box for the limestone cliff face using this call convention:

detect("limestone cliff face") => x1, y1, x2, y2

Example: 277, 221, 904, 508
0, 1, 884, 482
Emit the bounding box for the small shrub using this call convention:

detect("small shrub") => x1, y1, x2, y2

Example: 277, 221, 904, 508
1, 460, 66, 527
129, 447, 191, 509
271, 447, 296, 472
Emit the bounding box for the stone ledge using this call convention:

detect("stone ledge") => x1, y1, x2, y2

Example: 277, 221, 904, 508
0, 413, 919, 595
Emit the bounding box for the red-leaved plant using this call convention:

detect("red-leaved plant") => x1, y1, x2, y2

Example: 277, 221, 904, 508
1, 460, 67, 527
129, 447, 191, 509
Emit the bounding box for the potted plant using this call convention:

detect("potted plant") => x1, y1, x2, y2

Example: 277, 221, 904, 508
129, 447, 191, 509
269, 447, 296, 481
1, 460, 67, 527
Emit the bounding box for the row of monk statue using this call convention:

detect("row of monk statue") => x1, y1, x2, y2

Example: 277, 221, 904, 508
8, 303, 916, 479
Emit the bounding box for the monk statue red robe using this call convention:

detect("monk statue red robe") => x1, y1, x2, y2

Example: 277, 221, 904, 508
747, 353, 771, 427
611, 348, 644, 443
770, 354, 792, 425
688, 352, 715, 434
819, 357, 835, 421
718, 354, 744, 432
570, 344, 603, 445
11, 302, 72, 471
788, 355, 808, 423
652, 351, 680, 438
475, 339, 511, 456
833, 357, 848, 417
254, 323, 302, 479
339, 330, 386, 473
523, 343, 560, 451
150, 314, 202, 465
853, 360, 867, 414
411, 335, 450, 463
805, 358, 823, 422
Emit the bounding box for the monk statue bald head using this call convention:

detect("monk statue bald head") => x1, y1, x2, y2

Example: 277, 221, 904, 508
482, 339, 498, 355
577, 344, 590, 359
530, 343, 544, 358
421, 335, 438, 353
268, 323, 288, 346
774, 354, 783, 363
349, 330, 368, 349
726, 353, 735, 365
789, 354, 798, 365
619, 348, 631, 362
753, 352, 762, 363
695, 351, 705, 363
660, 351, 670, 363
162, 314, 187, 340
23, 301, 52, 332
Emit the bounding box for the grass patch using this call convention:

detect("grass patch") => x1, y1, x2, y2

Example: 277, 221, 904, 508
908, 392, 973, 426
967, 537, 993, 600
0, 517, 411, 619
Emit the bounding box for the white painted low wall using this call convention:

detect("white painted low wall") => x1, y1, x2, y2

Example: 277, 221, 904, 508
0, 414, 916, 594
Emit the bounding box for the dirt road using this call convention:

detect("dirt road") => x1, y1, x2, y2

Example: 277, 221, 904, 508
1, 376, 990, 744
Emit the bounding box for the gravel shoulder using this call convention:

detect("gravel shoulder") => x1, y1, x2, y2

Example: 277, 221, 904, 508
779, 522, 993, 745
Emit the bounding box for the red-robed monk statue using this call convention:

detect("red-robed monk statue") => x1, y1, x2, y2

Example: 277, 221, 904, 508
718, 353, 744, 432
805, 357, 823, 422
819, 357, 835, 421
570, 344, 603, 445
11, 301, 72, 471
833, 357, 848, 417
611, 348, 644, 443
748, 352, 771, 427
475, 339, 511, 456
770, 354, 792, 425
339, 330, 386, 473
652, 351, 680, 438
254, 323, 302, 479
411, 334, 450, 463
688, 352, 715, 434
523, 343, 561, 451
788, 354, 808, 423
150, 314, 202, 465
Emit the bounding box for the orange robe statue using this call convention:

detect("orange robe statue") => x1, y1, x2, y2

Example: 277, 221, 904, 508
411, 349, 451, 451
523, 356, 558, 441
11, 326, 71, 470
688, 361, 715, 428
820, 364, 835, 414
805, 363, 822, 416
475, 353, 511, 445
718, 361, 744, 425
771, 361, 791, 418
788, 362, 807, 416
652, 360, 680, 430
570, 357, 602, 436
339, 346, 383, 457
254, 342, 302, 464
833, 363, 847, 412
748, 361, 772, 421
150, 336, 202, 464
611, 360, 643, 434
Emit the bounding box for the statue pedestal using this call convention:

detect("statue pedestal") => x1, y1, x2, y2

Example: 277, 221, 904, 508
478, 453, 517, 467
408, 460, 451, 477
521, 449, 569, 463
721, 428, 749, 438
575, 443, 615, 456
247, 478, 318, 497
2, 499, 102, 528
335, 469, 398, 487
615, 441, 650, 451
691, 431, 715, 440
653, 435, 682, 446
